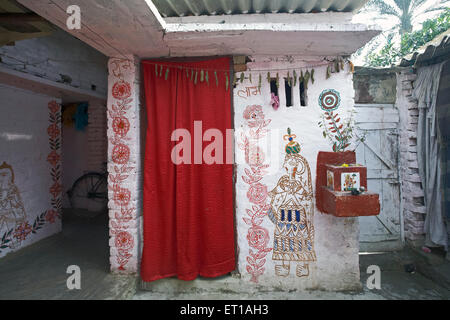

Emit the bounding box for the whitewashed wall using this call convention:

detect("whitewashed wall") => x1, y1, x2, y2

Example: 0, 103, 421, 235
234, 56, 361, 291
0, 28, 108, 96
0, 84, 62, 258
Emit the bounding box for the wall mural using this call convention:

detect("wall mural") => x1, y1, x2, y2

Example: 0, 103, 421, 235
0, 101, 62, 254
108, 58, 135, 271
318, 89, 347, 152
239, 104, 273, 283
233, 64, 358, 287
0, 162, 27, 249
267, 128, 316, 277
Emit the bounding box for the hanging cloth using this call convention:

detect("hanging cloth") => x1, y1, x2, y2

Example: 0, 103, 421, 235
413, 62, 447, 250
74, 102, 89, 131
140, 57, 235, 281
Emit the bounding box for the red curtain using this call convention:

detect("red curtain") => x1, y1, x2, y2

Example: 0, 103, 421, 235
141, 57, 235, 282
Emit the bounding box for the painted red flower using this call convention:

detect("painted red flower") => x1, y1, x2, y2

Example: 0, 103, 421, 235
113, 187, 131, 207
112, 81, 132, 100
243, 105, 265, 128
115, 231, 134, 250
112, 144, 130, 164
47, 124, 60, 139
48, 101, 60, 114
47, 151, 60, 167
45, 210, 58, 223
14, 222, 32, 241
247, 225, 269, 250
112, 116, 130, 137
49, 182, 63, 198
247, 182, 268, 205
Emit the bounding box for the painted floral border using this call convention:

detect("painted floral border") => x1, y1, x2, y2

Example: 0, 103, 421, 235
108, 58, 135, 271
238, 104, 273, 283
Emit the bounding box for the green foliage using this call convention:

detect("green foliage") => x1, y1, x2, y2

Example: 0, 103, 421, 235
367, 8, 450, 67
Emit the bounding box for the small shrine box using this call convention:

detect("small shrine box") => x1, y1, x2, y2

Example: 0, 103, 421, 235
325, 164, 367, 192
316, 151, 380, 217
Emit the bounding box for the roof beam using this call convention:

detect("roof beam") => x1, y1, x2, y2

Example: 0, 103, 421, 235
0, 13, 46, 23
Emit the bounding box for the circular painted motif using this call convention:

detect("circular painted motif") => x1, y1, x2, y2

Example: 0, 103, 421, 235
112, 80, 132, 100
319, 89, 340, 111
115, 231, 134, 250
113, 187, 131, 207
112, 144, 130, 164
112, 116, 130, 137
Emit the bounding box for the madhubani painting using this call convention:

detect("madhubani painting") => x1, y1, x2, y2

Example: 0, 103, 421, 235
268, 128, 316, 278
0, 162, 27, 249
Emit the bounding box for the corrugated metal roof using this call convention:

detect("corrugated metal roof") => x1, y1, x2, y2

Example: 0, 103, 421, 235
153, 0, 368, 17
400, 29, 450, 67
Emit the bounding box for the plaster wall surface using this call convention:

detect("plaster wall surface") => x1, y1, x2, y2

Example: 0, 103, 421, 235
0, 28, 108, 98
354, 68, 397, 104
61, 124, 88, 208
234, 56, 360, 291
0, 84, 62, 258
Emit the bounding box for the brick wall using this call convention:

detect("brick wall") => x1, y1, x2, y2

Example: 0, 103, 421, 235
0, 28, 108, 96
397, 70, 426, 242
87, 101, 108, 172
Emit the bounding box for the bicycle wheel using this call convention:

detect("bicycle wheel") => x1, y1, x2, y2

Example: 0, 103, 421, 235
69, 173, 108, 217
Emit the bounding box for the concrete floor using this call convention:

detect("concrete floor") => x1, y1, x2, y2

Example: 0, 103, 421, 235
134, 250, 450, 300
0, 210, 449, 300
0, 209, 136, 300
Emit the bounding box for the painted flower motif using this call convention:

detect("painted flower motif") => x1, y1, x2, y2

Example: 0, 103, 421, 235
112, 81, 132, 100
247, 182, 268, 205
243, 105, 265, 128
247, 225, 269, 250
48, 101, 60, 114
113, 187, 131, 207
112, 116, 130, 137
246, 145, 265, 166
115, 231, 134, 250
47, 151, 60, 167
112, 144, 130, 165
47, 124, 60, 140
45, 210, 58, 223
49, 182, 63, 198
13, 222, 32, 241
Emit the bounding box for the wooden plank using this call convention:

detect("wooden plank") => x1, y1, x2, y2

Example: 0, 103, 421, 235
357, 122, 398, 130
367, 169, 398, 179
356, 107, 399, 123
355, 103, 395, 108
356, 133, 396, 170
0, 13, 46, 22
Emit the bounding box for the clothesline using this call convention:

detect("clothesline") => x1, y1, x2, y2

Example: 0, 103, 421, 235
141, 59, 351, 73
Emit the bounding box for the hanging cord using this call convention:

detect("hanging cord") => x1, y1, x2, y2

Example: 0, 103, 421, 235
141, 58, 347, 73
